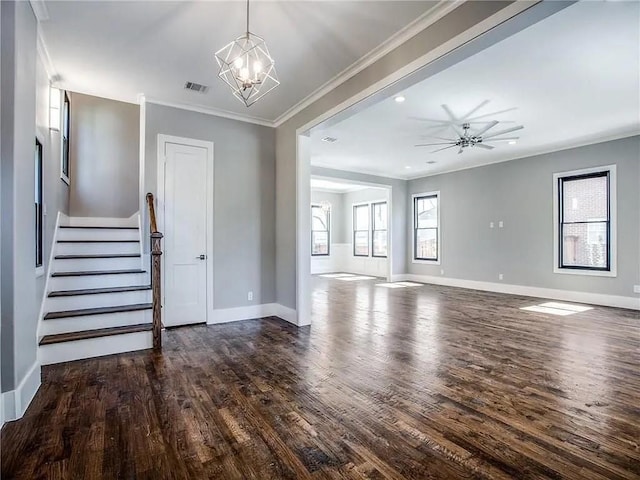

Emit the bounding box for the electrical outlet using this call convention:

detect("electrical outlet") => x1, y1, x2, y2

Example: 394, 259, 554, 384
498, 221, 504, 228
440, 269, 445, 276
248, 291, 253, 301
489, 222, 494, 229
498, 273, 504, 281
634, 285, 640, 294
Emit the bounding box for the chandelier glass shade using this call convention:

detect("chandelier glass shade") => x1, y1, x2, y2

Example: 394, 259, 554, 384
215, 0, 279, 107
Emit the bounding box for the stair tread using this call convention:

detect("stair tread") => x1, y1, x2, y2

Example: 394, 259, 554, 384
55, 254, 141, 259
39, 323, 152, 345
61, 226, 138, 230
52, 269, 145, 277
57, 240, 139, 243
44, 303, 152, 320
49, 285, 151, 297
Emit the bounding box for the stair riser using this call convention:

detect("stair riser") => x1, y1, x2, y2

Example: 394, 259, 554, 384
50, 272, 148, 291
54, 257, 141, 272
56, 242, 140, 255
41, 309, 152, 335
39, 330, 153, 365
58, 229, 139, 241
47, 290, 151, 311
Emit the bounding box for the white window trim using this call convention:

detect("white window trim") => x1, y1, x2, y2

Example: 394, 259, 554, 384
36, 266, 45, 278
351, 199, 386, 258
552, 164, 616, 277
412, 190, 441, 265
311, 203, 331, 257
60, 91, 70, 185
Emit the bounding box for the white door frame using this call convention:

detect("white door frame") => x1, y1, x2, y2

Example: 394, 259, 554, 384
157, 134, 215, 325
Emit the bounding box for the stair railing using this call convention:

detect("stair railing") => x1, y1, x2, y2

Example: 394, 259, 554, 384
146, 193, 163, 351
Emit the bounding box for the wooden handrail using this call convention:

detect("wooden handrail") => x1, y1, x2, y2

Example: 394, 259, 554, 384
146, 193, 159, 234
146, 192, 163, 351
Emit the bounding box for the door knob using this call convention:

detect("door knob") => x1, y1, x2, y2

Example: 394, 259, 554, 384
197, 254, 206, 260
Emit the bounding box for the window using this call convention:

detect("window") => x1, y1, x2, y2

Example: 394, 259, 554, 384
372, 201, 387, 257
61, 92, 70, 183
555, 166, 616, 275
311, 204, 330, 256
35, 139, 44, 269
353, 204, 370, 256
413, 192, 439, 262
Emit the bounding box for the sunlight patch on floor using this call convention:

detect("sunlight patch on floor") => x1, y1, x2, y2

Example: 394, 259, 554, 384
336, 276, 376, 281
376, 281, 422, 288
521, 302, 593, 316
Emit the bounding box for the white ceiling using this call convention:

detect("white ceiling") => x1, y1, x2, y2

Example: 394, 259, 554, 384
310, 178, 370, 193
310, 1, 640, 179
38, 0, 438, 124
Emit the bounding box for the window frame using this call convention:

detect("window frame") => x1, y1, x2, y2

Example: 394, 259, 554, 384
371, 201, 388, 258
60, 91, 70, 185
353, 203, 370, 257
35, 138, 44, 276
412, 191, 440, 265
311, 203, 331, 257
553, 165, 616, 277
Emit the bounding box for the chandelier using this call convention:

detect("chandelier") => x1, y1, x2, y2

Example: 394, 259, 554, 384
214, 0, 279, 107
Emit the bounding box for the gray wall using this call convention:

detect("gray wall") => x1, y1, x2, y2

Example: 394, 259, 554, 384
69, 93, 139, 218
407, 136, 640, 297
145, 103, 276, 309
0, 0, 38, 391
312, 167, 407, 275
35, 45, 70, 311
276, 2, 516, 309
310, 190, 345, 244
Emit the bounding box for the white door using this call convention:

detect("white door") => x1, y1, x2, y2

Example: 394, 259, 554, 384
163, 141, 209, 326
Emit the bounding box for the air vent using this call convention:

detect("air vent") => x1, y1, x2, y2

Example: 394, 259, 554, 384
321, 136, 338, 143
184, 81, 209, 94
426, 160, 437, 165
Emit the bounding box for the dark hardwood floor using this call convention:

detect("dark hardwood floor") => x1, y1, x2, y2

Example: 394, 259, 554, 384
2, 276, 639, 479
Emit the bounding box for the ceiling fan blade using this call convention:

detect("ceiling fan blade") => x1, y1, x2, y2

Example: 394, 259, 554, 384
485, 136, 520, 142
458, 147, 464, 154
461, 100, 490, 121
475, 143, 494, 150
473, 120, 499, 137
415, 142, 455, 147
466, 107, 518, 122
430, 145, 457, 153
418, 135, 455, 141
441, 104, 458, 122
482, 125, 524, 139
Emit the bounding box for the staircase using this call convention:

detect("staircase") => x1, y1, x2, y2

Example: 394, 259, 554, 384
38, 216, 155, 365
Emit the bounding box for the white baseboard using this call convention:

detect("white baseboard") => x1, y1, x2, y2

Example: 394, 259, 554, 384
405, 274, 640, 310
274, 304, 299, 326
208, 303, 302, 326
2, 361, 41, 424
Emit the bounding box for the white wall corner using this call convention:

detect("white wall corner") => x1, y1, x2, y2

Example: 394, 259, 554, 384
2, 362, 42, 424
405, 274, 640, 311
275, 304, 299, 326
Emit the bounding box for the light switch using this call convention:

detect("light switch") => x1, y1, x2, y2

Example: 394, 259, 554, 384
498, 221, 504, 228
490, 222, 494, 229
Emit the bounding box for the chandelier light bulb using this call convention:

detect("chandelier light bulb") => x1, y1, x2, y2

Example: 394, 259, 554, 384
254, 61, 262, 74
234, 57, 244, 69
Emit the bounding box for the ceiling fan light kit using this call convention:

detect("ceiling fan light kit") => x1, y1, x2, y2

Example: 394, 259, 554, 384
215, 0, 279, 107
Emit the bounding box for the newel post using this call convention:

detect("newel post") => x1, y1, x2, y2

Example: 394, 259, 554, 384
151, 232, 163, 350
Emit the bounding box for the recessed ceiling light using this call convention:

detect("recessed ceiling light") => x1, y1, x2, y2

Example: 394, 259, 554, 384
508, 140, 517, 145
394, 96, 405, 103
405, 166, 412, 169
426, 160, 437, 165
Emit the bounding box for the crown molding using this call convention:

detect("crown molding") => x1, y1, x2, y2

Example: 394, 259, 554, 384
272, 0, 464, 128
145, 98, 274, 128
311, 162, 408, 182
405, 129, 640, 182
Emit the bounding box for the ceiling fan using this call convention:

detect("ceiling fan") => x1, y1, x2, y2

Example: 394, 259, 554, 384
412, 102, 524, 154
